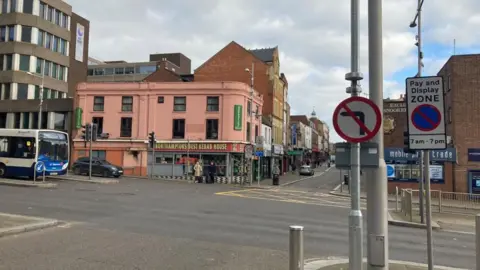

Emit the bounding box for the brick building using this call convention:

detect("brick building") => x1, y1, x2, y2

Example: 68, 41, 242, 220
438, 54, 480, 193
194, 41, 290, 173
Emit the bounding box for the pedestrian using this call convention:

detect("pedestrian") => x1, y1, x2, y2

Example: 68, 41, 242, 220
207, 161, 216, 184
194, 161, 203, 183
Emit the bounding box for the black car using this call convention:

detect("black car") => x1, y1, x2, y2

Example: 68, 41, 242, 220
72, 157, 123, 178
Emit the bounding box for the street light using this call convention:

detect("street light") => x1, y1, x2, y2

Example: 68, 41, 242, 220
27, 72, 44, 129
245, 64, 257, 186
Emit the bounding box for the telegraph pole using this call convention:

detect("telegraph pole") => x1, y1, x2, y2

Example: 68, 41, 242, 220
367, 0, 389, 269
345, 0, 363, 268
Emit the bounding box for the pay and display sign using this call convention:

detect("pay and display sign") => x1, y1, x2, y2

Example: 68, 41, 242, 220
406, 76, 447, 150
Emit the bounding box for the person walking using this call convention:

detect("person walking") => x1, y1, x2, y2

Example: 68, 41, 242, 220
194, 161, 203, 183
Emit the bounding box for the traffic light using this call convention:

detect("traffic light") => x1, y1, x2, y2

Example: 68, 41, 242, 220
148, 131, 156, 149
403, 131, 415, 154
91, 123, 98, 141
80, 124, 91, 142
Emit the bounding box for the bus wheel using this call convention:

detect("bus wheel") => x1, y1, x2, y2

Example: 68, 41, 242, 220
0, 164, 6, 177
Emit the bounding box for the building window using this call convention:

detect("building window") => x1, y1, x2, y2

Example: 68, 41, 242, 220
23, 0, 33, 13
55, 10, 61, 25
9, 0, 16, 12
60, 39, 66, 55
44, 60, 50, 76
255, 125, 259, 137
53, 112, 66, 131
121, 96, 133, 112
94, 68, 104, 75
62, 14, 68, 28
92, 150, 106, 160
93, 96, 104, 111
173, 96, 186, 111
13, 113, 21, 129
114, 68, 124, 74
45, 33, 51, 49
157, 96, 164, 103
39, 2, 45, 18
120, 117, 132, 137
125, 67, 134, 74
7, 25, 14, 41
47, 6, 53, 21
42, 88, 49, 99
53, 36, 59, 52
37, 30, 44, 46
104, 68, 113, 75
247, 123, 251, 142
5, 54, 12, 70
172, 119, 185, 139
51, 63, 57, 78
0, 113, 6, 128
35, 58, 43, 73
21, 26, 32, 42
92, 117, 103, 135
17, 83, 28, 100
22, 112, 29, 129
206, 96, 219, 111
1, 0, 7, 13
58, 66, 64, 80
247, 101, 251, 115
206, 119, 218, 140
34, 85, 41, 99
0, 27, 5, 42
3, 83, 11, 100
19, 55, 30, 71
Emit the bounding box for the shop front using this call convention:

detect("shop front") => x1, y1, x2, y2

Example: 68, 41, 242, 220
254, 146, 271, 180
385, 147, 457, 192
272, 144, 283, 174
151, 142, 246, 183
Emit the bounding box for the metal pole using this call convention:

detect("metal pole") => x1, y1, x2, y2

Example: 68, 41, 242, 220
250, 63, 254, 186
367, 0, 388, 268
38, 87, 43, 129
345, 0, 363, 268
152, 143, 156, 179
88, 123, 93, 180
289, 225, 304, 270
476, 214, 480, 270
424, 151, 434, 270
187, 138, 190, 178
257, 156, 261, 186
416, 0, 425, 224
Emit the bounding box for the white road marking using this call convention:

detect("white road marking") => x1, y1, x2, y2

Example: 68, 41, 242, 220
280, 166, 332, 186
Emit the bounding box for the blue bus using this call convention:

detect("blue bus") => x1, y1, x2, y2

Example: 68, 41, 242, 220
0, 129, 69, 178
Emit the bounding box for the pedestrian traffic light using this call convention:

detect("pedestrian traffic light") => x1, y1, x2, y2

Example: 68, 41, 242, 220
403, 131, 415, 154
91, 123, 98, 141
148, 131, 156, 149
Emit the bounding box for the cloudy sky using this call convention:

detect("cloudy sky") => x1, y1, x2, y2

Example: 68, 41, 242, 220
67, 0, 480, 142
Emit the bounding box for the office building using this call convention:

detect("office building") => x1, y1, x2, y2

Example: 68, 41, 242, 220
0, 0, 89, 131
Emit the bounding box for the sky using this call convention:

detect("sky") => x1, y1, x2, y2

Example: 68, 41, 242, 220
67, 0, 480, 143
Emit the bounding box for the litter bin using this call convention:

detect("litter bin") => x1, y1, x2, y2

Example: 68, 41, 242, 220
272, 174, 280, 186
344, 174, 349, 185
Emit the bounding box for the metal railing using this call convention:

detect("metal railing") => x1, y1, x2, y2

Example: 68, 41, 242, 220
397, 187, 480, 216
33, 161, 46, 182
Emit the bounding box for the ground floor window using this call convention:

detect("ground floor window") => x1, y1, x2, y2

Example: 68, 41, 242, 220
386, 160, 444, 184
202, 154, 227, 176
231, 154, 245, 176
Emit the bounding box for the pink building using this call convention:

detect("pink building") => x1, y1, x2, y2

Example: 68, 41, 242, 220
73, 81, 263, 182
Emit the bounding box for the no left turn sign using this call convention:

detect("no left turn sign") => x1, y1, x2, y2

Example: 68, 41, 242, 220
332, 96, 382, 143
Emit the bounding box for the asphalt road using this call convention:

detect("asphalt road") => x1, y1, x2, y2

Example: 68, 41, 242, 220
0, 176, 475, 269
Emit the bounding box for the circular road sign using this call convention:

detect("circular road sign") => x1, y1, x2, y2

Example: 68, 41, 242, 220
36, 162, 44, 172
332, 96, 382, 143
411, 104, 441, 132
244, 144, 253, 159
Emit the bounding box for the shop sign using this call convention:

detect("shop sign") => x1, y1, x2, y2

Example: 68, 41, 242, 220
384, 147, 456, 162
287, 150, 303, 156
468, 148, 480, 162
272, 144, 283, 155
233, 105, 243, 130
383, 102, 406, 113
155, 142, 245, 153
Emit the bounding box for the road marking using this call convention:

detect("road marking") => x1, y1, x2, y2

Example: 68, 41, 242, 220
440, 229, 475, 235
280, 166, 332, 187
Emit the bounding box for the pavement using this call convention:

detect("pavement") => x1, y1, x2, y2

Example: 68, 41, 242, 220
48, 174, 120, 184
304, 257, 467, 270
0, 168, 475, 269
0, 178, 57, 188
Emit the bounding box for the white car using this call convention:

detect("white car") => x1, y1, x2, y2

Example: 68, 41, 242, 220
299, 165, 314, 176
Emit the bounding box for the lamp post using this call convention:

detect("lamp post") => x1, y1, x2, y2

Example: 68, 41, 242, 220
245, 64, 256, 186
27, 72, 44, 129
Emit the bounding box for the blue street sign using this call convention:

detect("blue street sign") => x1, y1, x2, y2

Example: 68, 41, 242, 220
411, 104, 441, 132
386, 165, 395, 178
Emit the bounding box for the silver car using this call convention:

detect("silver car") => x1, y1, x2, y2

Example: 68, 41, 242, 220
299, 165, 314, 176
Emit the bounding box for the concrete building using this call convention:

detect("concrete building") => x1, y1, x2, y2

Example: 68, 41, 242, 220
0, 0, 89, 131
194, 41, 288, 172
73, 81, 263, 183
86, 53, 191, 83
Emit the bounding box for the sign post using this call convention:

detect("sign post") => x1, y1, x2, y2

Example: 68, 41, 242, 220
406, 75, 446, 270
333, 95, 381, 270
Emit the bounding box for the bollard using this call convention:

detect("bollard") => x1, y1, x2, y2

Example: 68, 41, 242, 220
476, 214, 480, 270
395, 186, 399, 212
438, 190, 442, 213
289, 225, 304, 270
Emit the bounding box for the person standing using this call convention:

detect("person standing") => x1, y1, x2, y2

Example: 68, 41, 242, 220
194, 161, 203, 183
207, 161, 216, 184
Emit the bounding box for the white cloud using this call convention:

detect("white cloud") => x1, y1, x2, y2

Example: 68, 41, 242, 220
66, 0, 479, 142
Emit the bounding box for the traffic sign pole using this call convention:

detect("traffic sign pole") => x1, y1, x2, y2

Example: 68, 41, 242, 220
345, 0, 363, 268
367, 0, 389, 268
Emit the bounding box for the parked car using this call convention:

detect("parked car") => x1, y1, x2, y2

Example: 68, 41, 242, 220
299, 165, 314, 176
72, 157, 123, 178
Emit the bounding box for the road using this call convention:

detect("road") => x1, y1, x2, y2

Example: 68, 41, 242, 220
0, 172, 474, 269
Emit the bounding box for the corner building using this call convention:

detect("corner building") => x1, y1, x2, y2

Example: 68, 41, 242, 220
0, 0, 89, 131
73, 81, 263, 183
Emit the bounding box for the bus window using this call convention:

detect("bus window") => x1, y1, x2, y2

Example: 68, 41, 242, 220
8, 137, 35, 159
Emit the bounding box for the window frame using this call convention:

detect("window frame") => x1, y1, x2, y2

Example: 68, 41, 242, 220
173, 96, 186, 112
21, 26, 32, 43
206, 96, 220, 112
206, 119, 219, 140
120, 117, 132, 137
121, 96, 133, 112
172, 119, 185, 139
19, 54, 30, 71
93, 96, 104, 111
